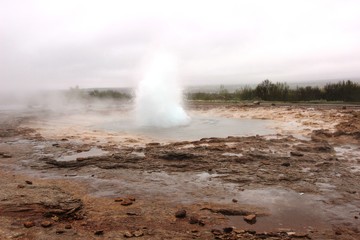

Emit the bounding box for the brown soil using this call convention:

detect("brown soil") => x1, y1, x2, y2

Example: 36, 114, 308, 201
0, 103, 359, 240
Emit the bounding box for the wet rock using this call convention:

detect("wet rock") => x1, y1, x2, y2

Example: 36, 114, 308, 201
24, 221, 35, 228
94, 230, 104, 236
56, 230, 65, 234
17, 184, 25, 189
243, 214, 257, 224
25, 180, 33, 185
40, 220, 52, 228
232, 199, 238, 203
281, 162, 291, 167
175, 209, 187, 218
290, 151, 304, 157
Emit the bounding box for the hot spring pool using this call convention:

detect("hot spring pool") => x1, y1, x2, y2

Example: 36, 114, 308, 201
94, 116, 276, 141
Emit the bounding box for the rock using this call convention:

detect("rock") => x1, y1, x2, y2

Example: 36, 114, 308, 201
232, 199, 238, 203
124, 231, 133, 238
211, 229, 222, 235
121, 199, 133, 206
175, 209, 187, 218
281, 162, 291, 167
133, 229, 144, 237
24, 221, 35, 228
189, 216, 199, 224
65, 224, 72, 229
290, 151, 304, 157
40, 221, 52, 228
198, 219, 205, 226
114, 198, 124, 202
128, 196, 136, 201
223, 227, 233, 233
253, 101, 260, 105
25, 180, 33, 185
94, 230, 104, 236
1, 153, 12, 158
17, 184, 25, 189
56, 230, 65, 234
243, 214, 257, 224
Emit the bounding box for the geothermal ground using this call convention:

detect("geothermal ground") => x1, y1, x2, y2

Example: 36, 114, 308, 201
0, 102, 360, 240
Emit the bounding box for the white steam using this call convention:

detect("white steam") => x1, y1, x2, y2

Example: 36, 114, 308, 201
135, 52, 190, 128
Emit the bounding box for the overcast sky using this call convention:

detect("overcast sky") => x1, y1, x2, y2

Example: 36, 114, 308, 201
1, 0, 360, 91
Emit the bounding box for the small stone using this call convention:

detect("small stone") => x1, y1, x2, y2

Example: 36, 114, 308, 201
124, 231, 133, 238
114, 198, 124, 202
189, 216, 199, 224
17, 184, 25, 189
223, 227, 233, 233
94, 230, 104, 236
24, 221, 35, 228
211, 229, 222, 235
1, 153, 12, 158
40, 221, 52, 228
290, 151, 304, 157
56, 230, 65, 234
133, 229, 144, 237
281, 162, 291, 167
232, 199, 238, 203
121, 199, 133, 206
128, 196, 136, 201
244, 214, 257, 224
355, 216, 358, 219
175, 209, 187, 218
198, 220, 205, 226
25, 180, 32, 185
65, 224, 72, 229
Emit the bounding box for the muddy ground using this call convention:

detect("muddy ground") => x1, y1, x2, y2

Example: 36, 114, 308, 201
0, 103, 359, 239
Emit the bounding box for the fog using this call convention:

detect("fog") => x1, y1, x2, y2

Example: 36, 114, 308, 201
1, 0, 360, 94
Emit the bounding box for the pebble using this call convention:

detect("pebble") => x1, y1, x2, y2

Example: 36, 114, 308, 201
175, 209, 187, 218
23, 221, 35, 228
243, 214, 257, 224
133, 230, 144, 237
232, 199, 238, 203
124, 231, 133, 238
94, 230, 104, 236
121, 199, 133, 206
25, 180, 32, 185
281, 162, 291, 167
65, 224, 72, 229
189, 216, 199, 224
40, 221, 52, 228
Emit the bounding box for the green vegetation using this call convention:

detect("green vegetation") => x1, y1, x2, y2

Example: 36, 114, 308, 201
187, 80, 360, 102
88, 89, 132, 100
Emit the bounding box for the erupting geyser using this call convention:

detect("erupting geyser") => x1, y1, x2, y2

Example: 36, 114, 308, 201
135, 52, 190, 128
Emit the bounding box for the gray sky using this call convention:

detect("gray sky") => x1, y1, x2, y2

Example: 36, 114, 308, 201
1, 0, 360, 91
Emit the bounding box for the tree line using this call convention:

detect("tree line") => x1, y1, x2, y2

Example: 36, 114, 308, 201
187, 80, 360, 102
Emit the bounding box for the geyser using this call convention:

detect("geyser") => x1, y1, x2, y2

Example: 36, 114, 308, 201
135, 52, 190, 128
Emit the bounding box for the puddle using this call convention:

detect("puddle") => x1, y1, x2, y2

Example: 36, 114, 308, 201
94, 116, 276, 141
334, 144, 360, 172
227, 188, 330, 232
56, 147, 107, 161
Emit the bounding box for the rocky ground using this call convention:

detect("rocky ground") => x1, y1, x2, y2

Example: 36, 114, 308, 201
0, 103, 359, 239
